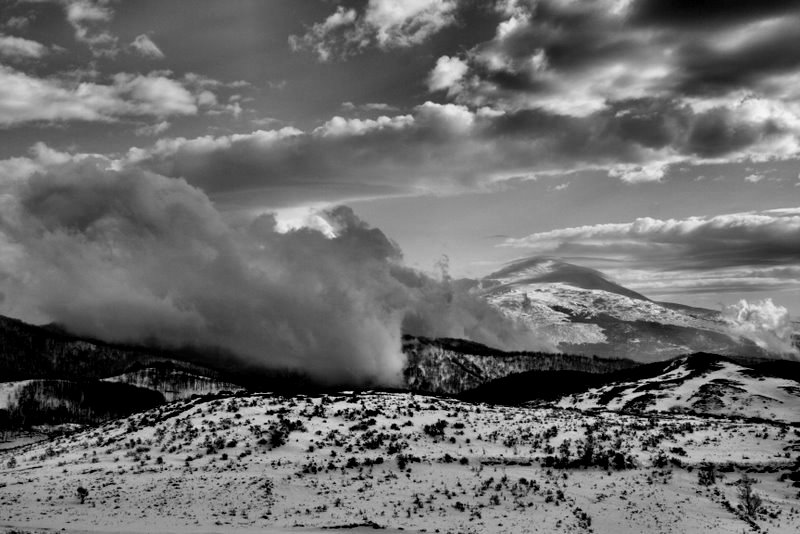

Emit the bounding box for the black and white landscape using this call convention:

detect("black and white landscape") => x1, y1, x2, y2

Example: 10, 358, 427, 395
1, 1, 800, 533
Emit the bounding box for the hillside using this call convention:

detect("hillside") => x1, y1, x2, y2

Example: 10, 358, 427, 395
402, 336, 638, 395
1, 309, 795, 435
1, 391, 799, 533
0, 315, 223, 382
557, 354, 800, 422
0, 310, 646, 432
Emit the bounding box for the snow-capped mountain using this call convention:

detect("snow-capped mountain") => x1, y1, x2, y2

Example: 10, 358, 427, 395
557, 353, 800, 422
480, 257, 778, 361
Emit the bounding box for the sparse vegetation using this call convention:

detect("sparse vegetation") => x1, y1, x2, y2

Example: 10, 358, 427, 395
2, 390, 799, 533
737, 474, 762, 519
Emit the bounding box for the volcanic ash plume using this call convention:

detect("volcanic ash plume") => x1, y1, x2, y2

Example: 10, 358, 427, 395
0, 158, 550, 385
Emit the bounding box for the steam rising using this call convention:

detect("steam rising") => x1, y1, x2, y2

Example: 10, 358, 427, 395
722, 299, 799, 357
0, 158, 549, 385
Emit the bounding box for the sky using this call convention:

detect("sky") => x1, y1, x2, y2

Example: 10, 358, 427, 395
0, 0, 798, 376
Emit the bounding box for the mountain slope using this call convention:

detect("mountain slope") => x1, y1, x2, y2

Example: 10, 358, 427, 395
0, 312, 644, 430
102, 364, 242, 402
556, 353, 800, 422
402, 335, 637, 395
480, 256, 775, 361
0, 316, 250, 430
0, 314, 221, 382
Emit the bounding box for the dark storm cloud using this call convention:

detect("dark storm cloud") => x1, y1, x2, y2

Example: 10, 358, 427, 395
684, 107, 772, 158
629, 0, 800, 28
448, 0, 800, 104
672, 17, 800, 95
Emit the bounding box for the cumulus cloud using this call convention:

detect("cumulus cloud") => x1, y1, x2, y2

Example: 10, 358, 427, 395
0, 67, 200, 125
419, 0, 800, 179
428, 55, 468, 93
722, 299, 799, 356
130, 34, 164, 59
0, 158, 551, 385
289, 0, 458, 60
0, 34, 49, 59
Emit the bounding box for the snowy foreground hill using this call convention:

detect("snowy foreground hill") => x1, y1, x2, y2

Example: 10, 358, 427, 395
2, 391, 800, 534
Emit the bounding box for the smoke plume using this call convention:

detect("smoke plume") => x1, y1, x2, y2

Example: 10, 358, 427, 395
722, 299, 799, 357
0, 158, 550, 385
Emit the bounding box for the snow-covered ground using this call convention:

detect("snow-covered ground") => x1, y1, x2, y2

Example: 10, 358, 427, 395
558, 356, 800, 422
2, 391, 799, 533
487, 283, 727, 342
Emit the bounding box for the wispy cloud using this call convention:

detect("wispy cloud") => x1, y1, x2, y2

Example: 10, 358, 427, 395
64, 0, 119, 57
130, 34, 164, 59
0, 34, 49, 59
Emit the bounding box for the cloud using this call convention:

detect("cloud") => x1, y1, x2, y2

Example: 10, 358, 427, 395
130, 34, 164, 59
341, 101, 399, 113
290, 0, 458, 60
2, 88, 792, 208
134, 120, 170, 137
503, 208, 800, 269
420, 0, 800, 177
3, 16, 32, 31
120, 104, 482, 204
76, 96, 791, 205
502, 207, 800, 308
0, 66, 200, 125
0, 158, 550, 385
116, 101, 652, 203
0, 34, 49, 59
428, 55, 468, 93
630, 0, 800, 30
64, 0, 119, 57
722, 299, 799, 356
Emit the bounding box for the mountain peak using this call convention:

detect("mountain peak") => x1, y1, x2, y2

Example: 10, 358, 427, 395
483, 256, 649, 302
